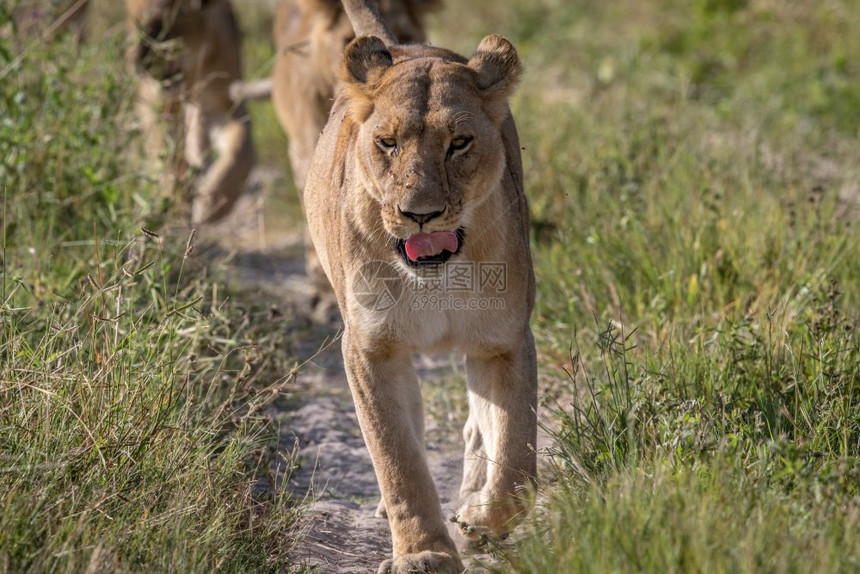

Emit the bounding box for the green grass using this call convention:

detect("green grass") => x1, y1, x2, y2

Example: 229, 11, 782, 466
0, 9, 304, 573
431, 1, 860, 571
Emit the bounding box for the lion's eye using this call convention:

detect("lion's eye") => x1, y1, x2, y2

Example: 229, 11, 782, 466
376, 137, 397, 152
449, 136, 473, 153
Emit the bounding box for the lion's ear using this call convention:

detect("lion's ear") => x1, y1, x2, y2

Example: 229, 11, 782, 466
341, 35, 392, 121
341, 35, 393, 86
468, 35, 522, 122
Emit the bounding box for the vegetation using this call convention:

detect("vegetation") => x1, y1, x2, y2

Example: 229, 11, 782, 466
430, 0, 860, 571
2, 0, 858, 572
0, 8, 302, 573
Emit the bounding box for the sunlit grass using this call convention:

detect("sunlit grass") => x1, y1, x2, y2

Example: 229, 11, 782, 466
1, 11, 304, 572
432, 1, 860, 571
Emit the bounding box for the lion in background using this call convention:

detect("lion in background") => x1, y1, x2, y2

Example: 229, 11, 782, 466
15, 0, 255, 225
303, 1, 538, 571
272, 0, 441, 296
272, 0, 441, 192
126, 0, 255, 225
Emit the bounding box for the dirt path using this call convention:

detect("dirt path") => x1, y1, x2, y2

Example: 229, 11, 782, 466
282, 353, 473, 573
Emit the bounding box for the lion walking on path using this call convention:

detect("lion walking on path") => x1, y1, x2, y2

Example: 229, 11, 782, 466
302, 1, 538, 571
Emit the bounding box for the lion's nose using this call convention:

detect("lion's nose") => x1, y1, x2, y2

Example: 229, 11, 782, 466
398, 205, 446, 226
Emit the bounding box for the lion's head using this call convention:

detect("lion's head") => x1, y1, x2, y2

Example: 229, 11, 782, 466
338, 34, 522, 268
128, 0, 236, 81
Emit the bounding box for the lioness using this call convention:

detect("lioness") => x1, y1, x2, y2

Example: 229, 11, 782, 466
303, 1, 537, 571
126, 0, 255, 225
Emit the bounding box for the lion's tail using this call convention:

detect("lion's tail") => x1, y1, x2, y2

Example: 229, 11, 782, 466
342, 0, 398, 46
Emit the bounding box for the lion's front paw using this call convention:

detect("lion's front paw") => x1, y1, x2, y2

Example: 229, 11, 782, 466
451, 513, 495, 543
377, 550, 463, 574
453, 494, 523, 542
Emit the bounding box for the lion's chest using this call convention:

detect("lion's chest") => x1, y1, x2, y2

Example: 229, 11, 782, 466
347, 270, 520, 354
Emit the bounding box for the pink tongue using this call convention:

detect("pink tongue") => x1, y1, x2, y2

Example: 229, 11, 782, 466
404, 231, 459, 262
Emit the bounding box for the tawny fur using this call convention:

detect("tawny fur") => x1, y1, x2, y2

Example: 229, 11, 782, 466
304, 33, 538, 574
126, 0, 255, 225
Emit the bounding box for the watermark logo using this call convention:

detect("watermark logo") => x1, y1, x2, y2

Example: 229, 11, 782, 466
352, 260, 403, 311
410, 262, 507, 294
352, 260, 507, 311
